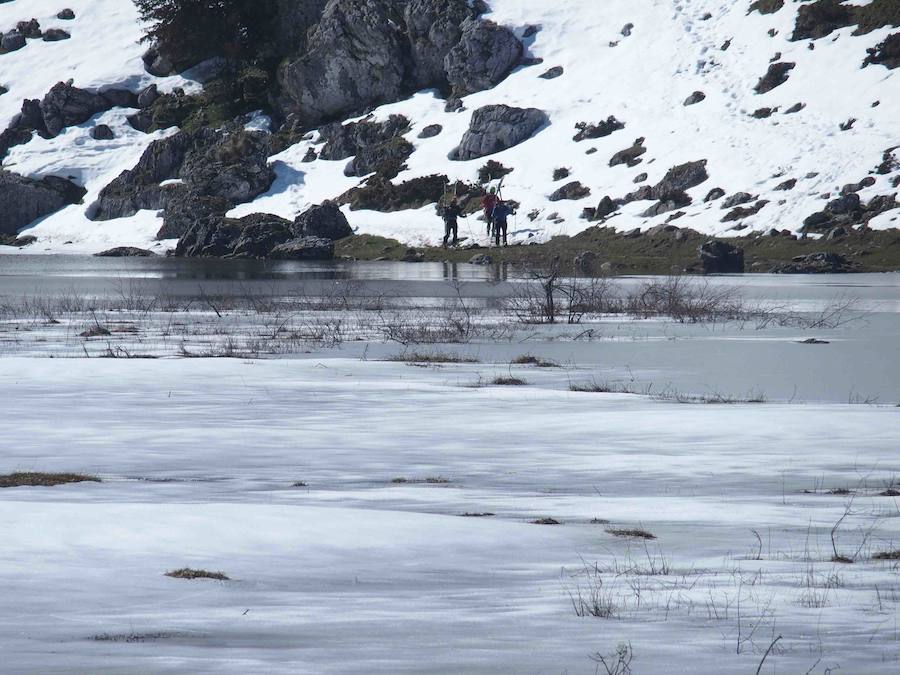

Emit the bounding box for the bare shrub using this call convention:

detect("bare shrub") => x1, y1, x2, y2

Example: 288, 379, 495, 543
590, 642, 634, 675
164, 568, 229, 581
492, 376, 527, 386
567, 562, 617, 618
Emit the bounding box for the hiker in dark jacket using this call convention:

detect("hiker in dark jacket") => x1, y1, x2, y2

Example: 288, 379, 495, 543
492, 201, 514, 246
441, 198, 465, 248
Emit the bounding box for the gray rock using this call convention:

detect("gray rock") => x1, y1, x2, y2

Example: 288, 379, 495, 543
292, 202, 353, 240
90, 124, 114, 140
0, 170, 86, 236
344, 137, 413, 179
641, 191, 691, 217
405, 0, 473, 89
418, 124, 443, 139
684, 91, 706, 106
39, 82, 108, 137
721, 192, 754, 209
230, 214, 294, 258
539, 66, 564, 79
633, 172, 648, 183
137, 84, 160, 109
549, 181, 591, 202
755, 62, 795, 94
42, 29, 70, 42
704, 187, 725, 202
772, 252, 854, 274
158, 191, 229, 240
16, 19, 42, 39
100, 88, 138, 108
449, 104, 547, 161
1, 31, 26, 52
269, 236, 335, 260
609, 140, 646, 167
141, 45, 176, 77
698, 240, 744, 274
57, 9, 76, 20
445, 17, 522, 97
278, 0, 407, 126
174, 217, 244, 257
319, 115, 410, 161
574, 251, 597, 274
651, 160, 708, 200
469, 254, 493, 265
94, 246, 157, 257
826, 226, 847, 241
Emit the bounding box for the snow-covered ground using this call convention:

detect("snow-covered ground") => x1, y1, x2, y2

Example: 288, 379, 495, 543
2, 0, 899, 252
1, 356, 899, 673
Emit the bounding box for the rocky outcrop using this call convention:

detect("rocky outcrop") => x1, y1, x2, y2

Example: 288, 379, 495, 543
609, 138, 646, 167
277, 0, 520, 126
444, 17, 523, 97
90, 127, 274, 241
549, 181, 591, 201
772, 252, 856, 274
449, 105, 548, 161
338, 174, 451, 211
39, 82, 108, 137
0, 170, 86, 235
698, 240, 744, 274
293, 202, 353, 239
801, 192, 899, 232
174, 208, 340, 260
864, 33, 900, 69
94, 246, 157, 257
573, 117, 624, 142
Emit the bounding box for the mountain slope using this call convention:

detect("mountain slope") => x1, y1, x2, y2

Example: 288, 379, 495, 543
1, 0, 899, 253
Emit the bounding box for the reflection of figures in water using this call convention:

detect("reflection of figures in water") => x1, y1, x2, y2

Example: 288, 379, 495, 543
442, 261, 460, 281
491, 261, 509, 283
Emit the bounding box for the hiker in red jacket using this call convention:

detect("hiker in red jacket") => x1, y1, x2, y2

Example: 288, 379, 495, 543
481, 187, 499, 238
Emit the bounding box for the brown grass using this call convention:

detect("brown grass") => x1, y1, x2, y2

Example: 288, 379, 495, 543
164, 568, 230, 581
492, 376, 528, 386
391, 477, 450, 485
511, 354, 559, 367
872, 550, 900, 560
531, 517, 561, 525
606, 528, 657, 540
0, 472, 101, 488
387, 352, 478, 364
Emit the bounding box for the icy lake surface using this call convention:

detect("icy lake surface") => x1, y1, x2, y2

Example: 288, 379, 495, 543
0, 259, 898, 673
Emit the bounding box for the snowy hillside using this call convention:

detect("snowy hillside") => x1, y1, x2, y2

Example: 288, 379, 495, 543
1, 0, 899, 254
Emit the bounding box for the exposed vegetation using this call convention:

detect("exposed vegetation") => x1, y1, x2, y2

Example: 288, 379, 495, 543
0, 472, 100, 488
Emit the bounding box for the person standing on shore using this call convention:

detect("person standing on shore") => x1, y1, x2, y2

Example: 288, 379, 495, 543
481, 187, 499, 238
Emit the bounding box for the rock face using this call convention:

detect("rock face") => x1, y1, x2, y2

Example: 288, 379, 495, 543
319, 115, 409, 160
864, 33, 900, 69
449, 105, 548, 161
444, 18, 523, 97
293, 202, 353, 239
277, 0, 520, 125
0, 170, 86, 235
174, 210, 338, 260
773, 252, 856, 274
801, 192, 898, 232
90, 127, 275, 241
698, 240, 745, 274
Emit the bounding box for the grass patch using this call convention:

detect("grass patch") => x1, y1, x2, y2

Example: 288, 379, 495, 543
511, 354, 559, 367
291, 481, 308, 487
491, 376, 528, 386
590, 518, 611, 524
878, 488, 900, 497
391, 477, 450, 485
873, 550, 900, 560
79, 326, 111, 338
570, 381, 636, 394
461, 512, 495, 517
0, 472, 100, 488
606, 528, 657, 540
164, 568, 230, 581
92, 632, 188, 643
532, 517, 562, 525
387, 352, 478, 364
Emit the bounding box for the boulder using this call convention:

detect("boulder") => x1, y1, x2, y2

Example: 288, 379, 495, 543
609, 139, 646, 167
344, 137, 413, 179
864, 33, 900, 70
539, 66, 564, 79
418, 124, 443, 139
141, 44, 176, 77
721, 192, 754, 209
549, 181, 591, 202
574, 251, 597, 274
269, 236, 335, 260
772, 252, 855, 274
42, 28, 70, 42
754, 62, 795, 94
100, 88, 139, 108
292, 202, 353, 239
0, 170, 85, 235
449, 104, 547, 161
178, 130, 275, 204
651, 160, 708, 200
444, 17, 522, 96
704, 187, 725, 202
57, 9, 76, 20
684, 91, 706, 106
94, 246, 157, 257
229, 214, 294, 258
90, 124, 114, 140
174, 217, 245, 257
469, 254, 493, 265
137, 84, 160, 108
318, 115, 410, 161
157, 191, 229, 240
39, 82, 108, 137
698, 240, 744, 274
574, 117, 624, 142
0, 31, 26, 52
642, 191, 691, 217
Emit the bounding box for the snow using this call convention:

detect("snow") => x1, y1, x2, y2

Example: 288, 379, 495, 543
2, 0, 899, 251
1, 355, 899, 672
